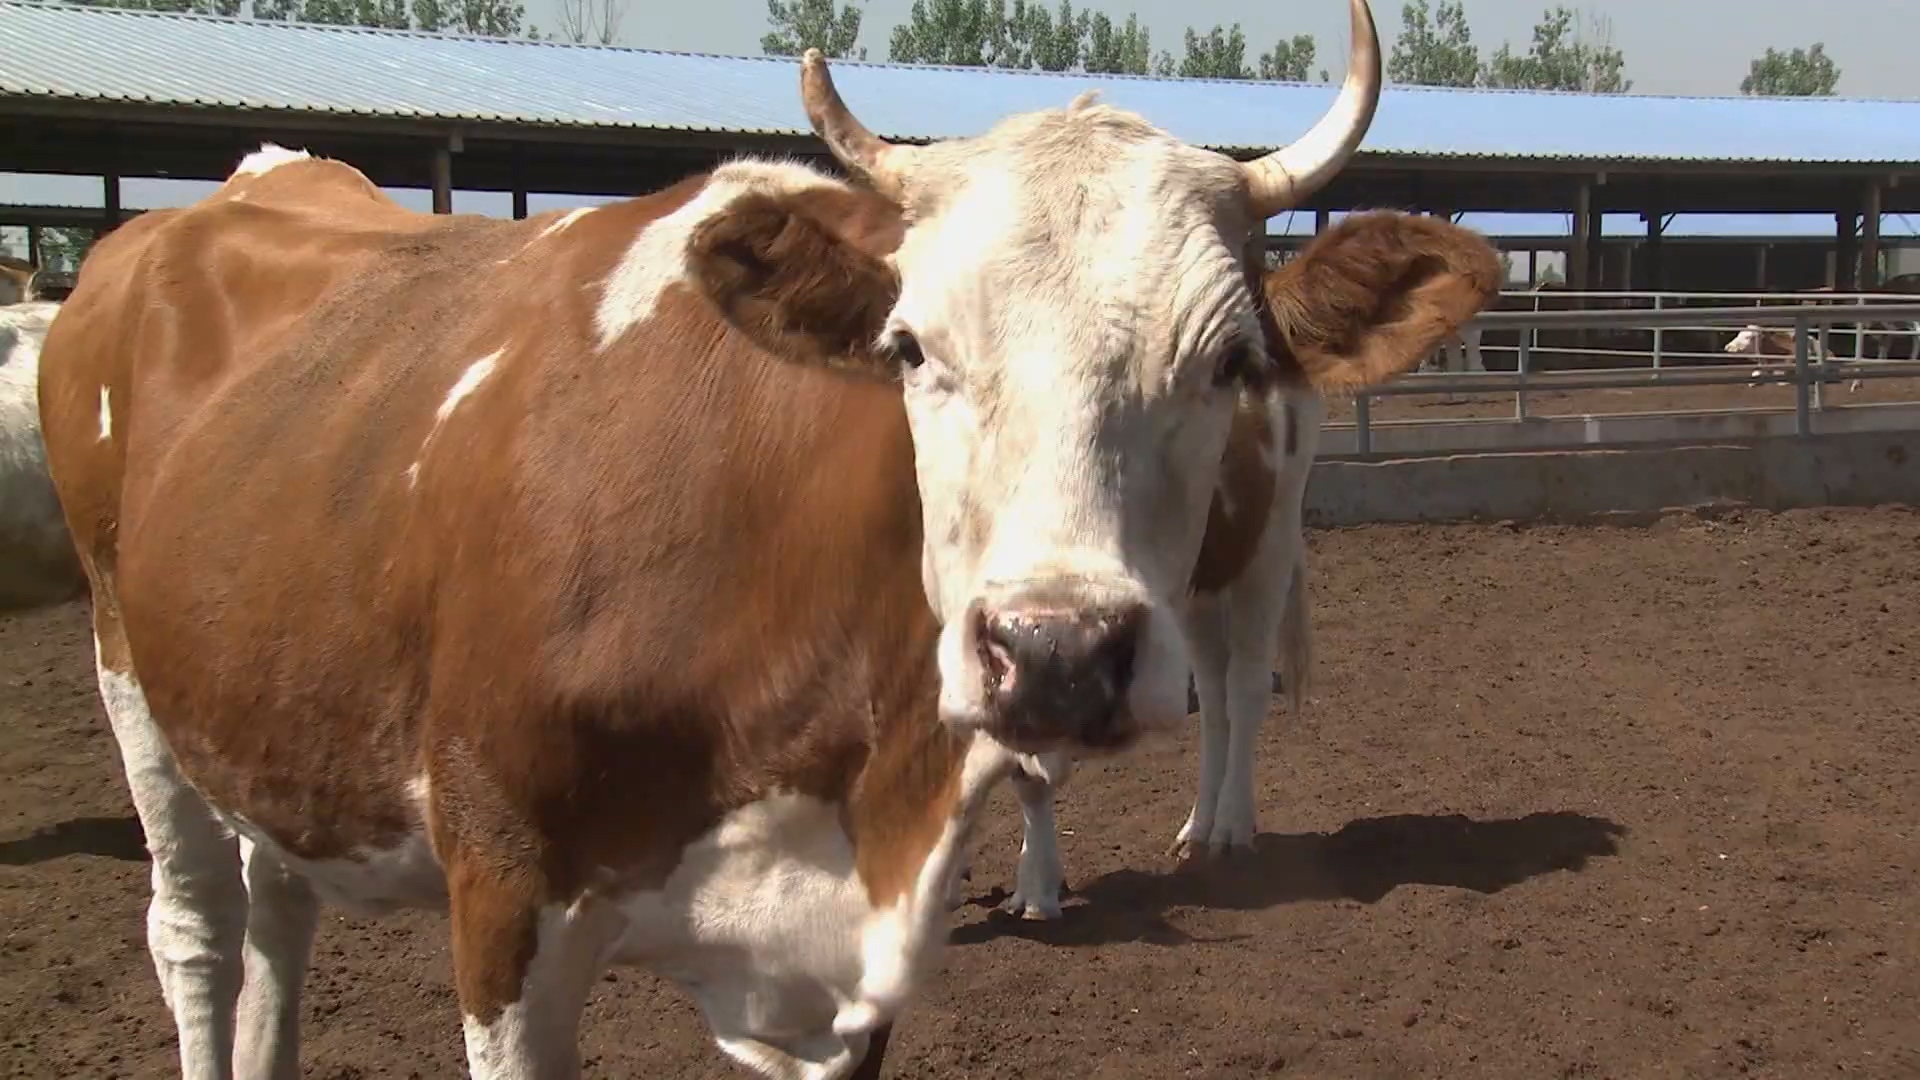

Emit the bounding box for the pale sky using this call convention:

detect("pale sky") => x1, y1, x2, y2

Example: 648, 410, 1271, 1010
612, 0, 1920, 99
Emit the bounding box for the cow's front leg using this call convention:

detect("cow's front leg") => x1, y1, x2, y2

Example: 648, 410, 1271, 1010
1002, 753, 1072, 920
450, 861, 625, 1079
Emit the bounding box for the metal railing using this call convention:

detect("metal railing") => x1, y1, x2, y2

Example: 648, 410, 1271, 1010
1341, 301, 1920, 455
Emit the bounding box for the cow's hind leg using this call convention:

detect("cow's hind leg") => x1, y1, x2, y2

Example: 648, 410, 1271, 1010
450, 860, 626, 1078
233, 836, 319, 1079
94, 618, 249, 1080
1211, 549, 1309, 853
1170, 591, 1232, 859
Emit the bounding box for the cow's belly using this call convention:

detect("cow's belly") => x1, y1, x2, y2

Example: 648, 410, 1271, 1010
217, 781, 447, 917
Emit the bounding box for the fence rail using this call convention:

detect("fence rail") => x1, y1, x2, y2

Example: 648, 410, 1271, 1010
1336, 300, 1920, 455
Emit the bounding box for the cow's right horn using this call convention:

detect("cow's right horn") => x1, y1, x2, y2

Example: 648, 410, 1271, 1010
1240, 0, 1382, 218
800, 50, 914, 201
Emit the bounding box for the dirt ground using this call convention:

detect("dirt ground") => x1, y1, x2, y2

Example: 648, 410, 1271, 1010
3, 506, 1917, 1079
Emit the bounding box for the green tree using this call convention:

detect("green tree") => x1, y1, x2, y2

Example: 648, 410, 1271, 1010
1386, 0, 1477, 87
69, 0, 241, 13
553, 0, 628, 44
1178, 23, 1250, 79
884, 0, 1172, 74
1480, 6, 1629, 92
762, 0, 865, 59
1083, 11, 1154, 75
409, 0, 447, 29
1006, 0, 1088, 72
446, 0, 525, 36
1740, 43, 1839, 96
87, 0, 230, 11
887, 0, 1006, 66
1258, 33, 1322, 82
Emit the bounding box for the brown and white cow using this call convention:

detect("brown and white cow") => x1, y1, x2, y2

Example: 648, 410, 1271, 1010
36, 4, 1499, 1075
1723, 322, 1842, 387
0, 300, 87, 611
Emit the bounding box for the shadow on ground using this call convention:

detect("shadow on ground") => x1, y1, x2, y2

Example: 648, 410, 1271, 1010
953, 810, 1626, 948
0, 816, 146, 866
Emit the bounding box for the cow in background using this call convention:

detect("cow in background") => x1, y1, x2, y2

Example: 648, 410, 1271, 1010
0, 299, 86, 611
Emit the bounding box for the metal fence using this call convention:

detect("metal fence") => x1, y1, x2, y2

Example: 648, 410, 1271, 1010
1460, 288, 1920, 371
1337, 298, 1920, 456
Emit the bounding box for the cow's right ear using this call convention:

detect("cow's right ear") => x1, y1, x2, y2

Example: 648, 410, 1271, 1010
684, 190, 902, 380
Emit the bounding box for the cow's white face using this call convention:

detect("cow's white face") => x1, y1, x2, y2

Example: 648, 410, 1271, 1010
686, 0, 1406, 756
879, 105, 1262, 752
1725, 326, 1764, 354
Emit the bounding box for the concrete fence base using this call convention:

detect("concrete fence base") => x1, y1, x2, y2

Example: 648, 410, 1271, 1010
1304, 430, 1920, 527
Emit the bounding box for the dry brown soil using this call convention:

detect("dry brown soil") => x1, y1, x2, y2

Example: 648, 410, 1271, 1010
3, 507, 1917, 1079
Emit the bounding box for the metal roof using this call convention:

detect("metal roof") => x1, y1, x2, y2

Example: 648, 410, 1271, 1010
5, 0, 1920, 166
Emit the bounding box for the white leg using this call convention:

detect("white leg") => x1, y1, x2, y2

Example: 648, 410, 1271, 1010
1170, 593, 1231, 860
96, 635, 248, 1080
1002, 754, 1070, 920
233, 836, 319, 1080
1182, 392, 1320, 856
1210, 580, 1290, 851
458, 896, 626, 1078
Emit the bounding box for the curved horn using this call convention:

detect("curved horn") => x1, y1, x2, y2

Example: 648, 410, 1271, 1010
1242, 0, 1382, 218
800, 49, 913, 201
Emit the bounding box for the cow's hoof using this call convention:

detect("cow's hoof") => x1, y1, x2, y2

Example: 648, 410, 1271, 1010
1000, 891, 1062, 921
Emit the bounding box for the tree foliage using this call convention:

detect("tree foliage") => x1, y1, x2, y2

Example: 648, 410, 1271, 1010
1083, 11, 1155, 75
883, 0, 1176, 75
1258, 33, 1324, 83
1385, 2, 1629, 93
762, 0, 864, 59
1740, 43, 1839, 97
1479, 6, 1629, 93
1386, 0, 1477, 87
876, 4, 1335, 82
885, 0, 1004, 66
553, 0, 628, 45
72, 0, 536, 37
1177, 23, 1249, 79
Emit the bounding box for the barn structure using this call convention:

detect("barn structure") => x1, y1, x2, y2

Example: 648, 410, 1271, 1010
4, 0, 1920, 294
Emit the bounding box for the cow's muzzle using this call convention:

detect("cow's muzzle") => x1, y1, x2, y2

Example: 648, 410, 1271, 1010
970, 594, 1146, 750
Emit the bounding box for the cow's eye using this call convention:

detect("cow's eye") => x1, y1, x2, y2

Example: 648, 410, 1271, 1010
885, 329, 926, 371
1215, 341, 1253, 387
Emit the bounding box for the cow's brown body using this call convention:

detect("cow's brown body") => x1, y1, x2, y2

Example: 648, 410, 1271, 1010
43, 156, 990, 1079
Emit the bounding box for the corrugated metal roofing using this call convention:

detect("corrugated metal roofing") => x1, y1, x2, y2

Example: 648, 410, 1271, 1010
5, 0, 1920, 165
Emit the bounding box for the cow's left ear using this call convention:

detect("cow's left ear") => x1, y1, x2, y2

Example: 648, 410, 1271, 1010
1259, 211, 1503, 393
685, 188, 903, 380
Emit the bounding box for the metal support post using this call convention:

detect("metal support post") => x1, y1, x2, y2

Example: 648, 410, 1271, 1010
1793, 317, 1811, 436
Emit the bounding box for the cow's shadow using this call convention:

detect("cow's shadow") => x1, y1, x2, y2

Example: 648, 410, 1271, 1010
951, 810, 1626, 948
0, 815, 148, 866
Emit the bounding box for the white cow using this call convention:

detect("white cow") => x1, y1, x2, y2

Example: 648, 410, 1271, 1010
0, 300, 87, 610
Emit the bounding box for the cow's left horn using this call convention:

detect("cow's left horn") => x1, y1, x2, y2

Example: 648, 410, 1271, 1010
800, 49, 913, 201
1240, 0, 1382, 218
